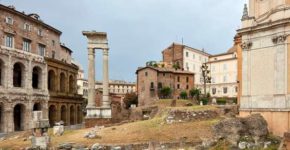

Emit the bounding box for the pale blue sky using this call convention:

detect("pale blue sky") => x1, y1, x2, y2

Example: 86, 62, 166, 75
1, 0, 245, 82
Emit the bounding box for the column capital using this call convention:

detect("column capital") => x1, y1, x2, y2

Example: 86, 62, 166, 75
88, 48, 95, 55
103, 49, 109, 56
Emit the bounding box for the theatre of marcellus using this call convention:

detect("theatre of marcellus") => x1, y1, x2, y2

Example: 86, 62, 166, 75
0, 4, 83, 133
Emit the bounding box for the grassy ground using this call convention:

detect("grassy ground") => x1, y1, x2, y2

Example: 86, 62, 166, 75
0, 99, 220, 149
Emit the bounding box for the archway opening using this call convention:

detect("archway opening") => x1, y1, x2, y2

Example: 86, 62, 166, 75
69, 75, 74, 93
13, 63, 24, 87
49, 105, 57, 126
0, 104, 3, 132
77, 106, 82, 124
60, 73, 66, 93
0, 59, 4, 86
32, 67, 42, 89
48, 70, 55, 91
14, 104, 25, 131
33, 103, 42, 111
61, 105, 67, 125
70, 106, 75, 125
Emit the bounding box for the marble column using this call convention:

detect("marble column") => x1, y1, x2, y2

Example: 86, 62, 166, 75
102, 48, 110, 108
87, 48, 96, 108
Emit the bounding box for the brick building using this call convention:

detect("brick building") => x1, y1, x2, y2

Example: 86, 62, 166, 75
0, 4, 83, 133
136, 66, 194, 106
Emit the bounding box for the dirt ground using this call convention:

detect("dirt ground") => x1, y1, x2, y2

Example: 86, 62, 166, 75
0, 100, 220, 149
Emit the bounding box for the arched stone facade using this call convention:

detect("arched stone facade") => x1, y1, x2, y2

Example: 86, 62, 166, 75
48, 103, 82, 126
0, 47, 49, 133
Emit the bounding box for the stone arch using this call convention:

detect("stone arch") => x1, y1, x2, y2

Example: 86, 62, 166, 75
48, 105, 57, 126
69, 75, 74, 93
60, 105, 67, 125
13, 103, 26, 131
60, 72, 66, 93
48, 70, 56, 91
76, 105, 82, 124
70, 105, 75, 125
0, 58, 4, 86
0, 103, 4, 132
33, 102, 42, 111
13, 62, 25, 87
32, 66, 42, 89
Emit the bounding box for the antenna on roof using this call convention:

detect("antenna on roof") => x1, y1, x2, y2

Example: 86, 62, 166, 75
182, 37, 184, 45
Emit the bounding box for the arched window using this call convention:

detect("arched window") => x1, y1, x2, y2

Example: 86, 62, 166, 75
69, 75, 74, 93
0, 59, 3, 86
33, 103, 41, 111
48, 70, 55, 91
32, 67, 42, 89
13, 63, 24, 87
60, 73, 66, 92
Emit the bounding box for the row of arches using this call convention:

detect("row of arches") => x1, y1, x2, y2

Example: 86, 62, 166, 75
48, 70, 75, 93
48, 104, 82, 126
0, 102, 42, 132
0, 59, 43, 89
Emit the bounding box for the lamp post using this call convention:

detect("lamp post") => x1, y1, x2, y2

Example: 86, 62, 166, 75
201, 63, 211, 97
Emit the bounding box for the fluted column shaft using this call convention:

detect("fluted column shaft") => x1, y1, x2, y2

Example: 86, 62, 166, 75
102, 48, 110, 107
87, 48, 96, 108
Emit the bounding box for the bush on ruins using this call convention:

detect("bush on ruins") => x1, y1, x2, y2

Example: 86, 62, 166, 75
123, 93, 138, 109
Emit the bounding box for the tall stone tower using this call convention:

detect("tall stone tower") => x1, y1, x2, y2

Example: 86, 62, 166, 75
238, 0, 290, 136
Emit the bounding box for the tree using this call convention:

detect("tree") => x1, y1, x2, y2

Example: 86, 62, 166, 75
173, 62, 181, 70
201, 63, 211, 97
180, 91, 188, 99
189, 88, 201, 101
190, 88, 201, 104
160, 87, 172, 99
123, 93, 138, 109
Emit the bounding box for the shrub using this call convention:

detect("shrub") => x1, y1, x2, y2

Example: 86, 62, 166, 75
180, 91, 188, 99
160, 87, 172, 99
217, 98, 226, 105
123, 93, 138, 109
200, 97, 209, 105
189, 88, 201, 101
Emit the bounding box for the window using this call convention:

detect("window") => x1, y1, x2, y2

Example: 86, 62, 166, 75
52, 40, 55, 46
158, 82, 162, 89
186, 63, 189, 70
177, 76, 180, 82
212, 88, 216, 95
186, 77, 189, 83
38, 44, 45, 56
163, 73, 165, 77
186, 85, 189, 89
212, 77, 215, 83
23, 23, 30, 31
150, 82, 154, 91
223, 87, 228, 94
5, 17, 13, 25
52, 51, 56, 59
193, 54, 195, 59
23, 39, 31, 52
235, 86, 238, 93
223, 64, 227, 70
177, 84, 180, 89
212, 66, 215, 72
223, 75, 227, 82
37, 29, 43, 36
5, 35, 13, 48
186, 52, 189, 57
145, 72, 148, 76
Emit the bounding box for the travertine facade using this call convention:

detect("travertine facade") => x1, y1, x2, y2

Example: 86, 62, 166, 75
0, 4, 83, 133
238, 0, 290, 136
136, 66, 194, 106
